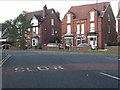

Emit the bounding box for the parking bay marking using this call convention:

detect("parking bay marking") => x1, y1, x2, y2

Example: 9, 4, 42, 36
100, 72, 120, 80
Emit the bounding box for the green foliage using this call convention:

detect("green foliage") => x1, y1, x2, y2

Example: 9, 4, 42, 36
56, 36, 61, 43
107, 41, 120, 46
3, 20, 17, 43
37, 43, 42, 49
3, 11, 30, 49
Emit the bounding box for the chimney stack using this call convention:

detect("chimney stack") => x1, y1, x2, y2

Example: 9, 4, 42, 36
43, 5, 47, 18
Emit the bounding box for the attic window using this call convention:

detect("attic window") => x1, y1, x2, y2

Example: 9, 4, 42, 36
67, 14, 71, 23
90, 11, 94, 21
31, 16, 38, 26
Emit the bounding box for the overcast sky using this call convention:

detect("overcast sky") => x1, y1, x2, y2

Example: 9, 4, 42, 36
0, 0, 119, 23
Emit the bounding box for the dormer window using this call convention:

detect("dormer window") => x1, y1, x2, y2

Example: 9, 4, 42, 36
90, 11, 94, 21
67, 14, 71, 23
31, 16, 38, 26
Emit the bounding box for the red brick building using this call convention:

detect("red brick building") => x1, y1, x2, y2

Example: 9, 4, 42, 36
26, 5, 61, 47
61, 2, 117, 49
117, 0, 120, 42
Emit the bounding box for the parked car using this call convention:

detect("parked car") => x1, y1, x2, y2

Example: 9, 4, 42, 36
77, 43, 89, 47
58, 43, 64, 49
1, 44, 11, 49
46, 43, 59, 48
46, 43, 64, 49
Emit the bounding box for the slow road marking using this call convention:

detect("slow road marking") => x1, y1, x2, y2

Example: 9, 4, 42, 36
14, 65, 64, 73
100, 72, 120, 80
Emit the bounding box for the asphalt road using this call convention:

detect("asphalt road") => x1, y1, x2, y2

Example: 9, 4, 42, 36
2, 50, 120, 88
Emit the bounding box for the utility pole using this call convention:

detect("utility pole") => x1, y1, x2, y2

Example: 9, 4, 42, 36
96, 0, 98, 50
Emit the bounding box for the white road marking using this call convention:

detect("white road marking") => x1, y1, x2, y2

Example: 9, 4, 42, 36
14, 68, 18, 72
26, 68, 33, 71
100, 72, 120, 80
53, 66, 58, 70
58, 66, 64, 69
37, 66, 49, 71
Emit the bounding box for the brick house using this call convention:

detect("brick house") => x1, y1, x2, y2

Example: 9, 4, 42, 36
117, 0, 120, 42
61, 2, 117, 49
26, 5, 61, 48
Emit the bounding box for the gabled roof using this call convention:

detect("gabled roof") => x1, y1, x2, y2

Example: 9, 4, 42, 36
64, 2, 110, 20
117, 9, 120, 19
26, 8, 55, 22
34, 15, 43, 22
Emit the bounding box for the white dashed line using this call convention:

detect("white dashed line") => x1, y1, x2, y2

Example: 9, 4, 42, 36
100, 72, 120, 80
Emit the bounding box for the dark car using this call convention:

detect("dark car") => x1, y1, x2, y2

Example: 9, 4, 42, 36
2, 44, 11, 49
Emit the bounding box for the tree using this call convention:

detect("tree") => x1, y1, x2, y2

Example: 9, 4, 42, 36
3, 19, 17, 45
3, 11, 30, 49
14, 11, 30, 49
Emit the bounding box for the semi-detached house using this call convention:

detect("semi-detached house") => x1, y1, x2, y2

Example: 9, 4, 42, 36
26, 5, 61, 48
61, 2, 117, 49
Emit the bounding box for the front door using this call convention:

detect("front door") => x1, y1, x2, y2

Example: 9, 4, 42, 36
87, 36, 97, 49
32, 38, 38, 47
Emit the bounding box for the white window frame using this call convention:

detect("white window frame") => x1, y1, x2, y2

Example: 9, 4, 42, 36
81, 24, 84, 34
67, 14, 71, 23
108, 25, 110, 33
90, 11, 94, 21
51, 19, 54, 26
108, 14, 110, 21
90, 23, 95, 32
51, 28, 55, 35
36, 27, 38, 34
33, 27, 35, 33
31, 16, 38, 26
67, 25, 71, 34
76, 24, 80, 34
